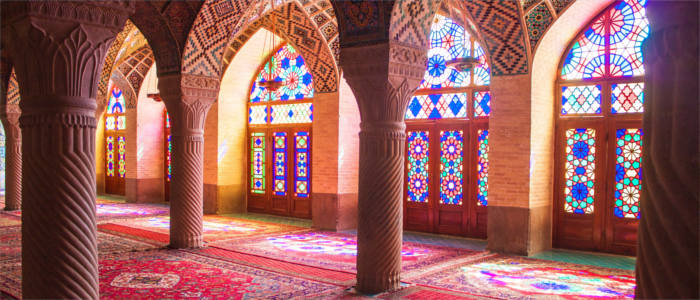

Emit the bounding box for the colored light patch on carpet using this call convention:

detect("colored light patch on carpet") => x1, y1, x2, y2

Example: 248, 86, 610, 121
0, 226, 156, 262
211, 231, 477, 273
410, 255, 636, 299
102, 215, 304, 243
96, 203, 169, 220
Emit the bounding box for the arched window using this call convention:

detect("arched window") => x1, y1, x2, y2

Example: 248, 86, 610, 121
164, 110, 171, 201
554, 0, 647, 255
247, 43, 313, 219
105, 85, 127, 195
404, 14, 491, 238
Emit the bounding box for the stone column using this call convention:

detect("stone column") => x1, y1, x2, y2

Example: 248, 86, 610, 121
0, 62, 22, 211
340, 42, 425, 293
0, 110, 21, 211
158, 74, 218, 248
1, 2, 131, 298
635, 2, 699, 299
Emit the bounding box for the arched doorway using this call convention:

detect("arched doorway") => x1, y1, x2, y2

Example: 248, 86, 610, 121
403, 14, 491, 238
105, 85, 127, 195
553, 0, 647, 255
247, 43, 313, 218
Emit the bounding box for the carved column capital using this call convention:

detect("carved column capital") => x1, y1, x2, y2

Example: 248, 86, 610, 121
158, 73, 219, 136
340, 41, 426, 123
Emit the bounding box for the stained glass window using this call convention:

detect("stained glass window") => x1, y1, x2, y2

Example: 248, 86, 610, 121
406, 93, 467, 120
0, 122, 5, 193
564, 128, 596, 214
407, 131, 429, 203
250, 44, 314, 103
561, 0, 648, 80
561, 85, 602, 115
165, 112, 171, 182
251, 133, 266, 194
247, 43, 313, 208
294, 132, 310, 198
439, 130, 463, 205
614, 128, 642, 219
612, 83, 644, 114
270, 103, 313, 124
117, 136, 126, 178
477, 130, 489, 206
473, 91, 491, 117
105, 85, 126, 179
404, 14, 491, 223
106, 136, 115, 177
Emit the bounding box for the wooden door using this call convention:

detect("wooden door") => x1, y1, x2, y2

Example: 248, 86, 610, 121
105, 134, 126, 195
404, 122, 486, 238
247, 128, 311, 219
554, 121, 640, 255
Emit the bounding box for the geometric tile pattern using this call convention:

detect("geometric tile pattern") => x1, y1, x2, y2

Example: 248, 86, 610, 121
130, 1, 203, 75
524, 2, 554, 51
183, 0, 338, 93
221, 1, 338, 92
97, 21, 137, 107
332, 1, 393, 47
390, 0, 437, 49
116, 46, 155, 109
549, 0, 575, 14
521, 0, 576, 52
452, 0, 529, 75
7, 70, 19, 105
181, 0, 255, 77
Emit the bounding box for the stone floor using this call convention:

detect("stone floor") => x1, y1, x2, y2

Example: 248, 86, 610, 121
0, 195, 637, 299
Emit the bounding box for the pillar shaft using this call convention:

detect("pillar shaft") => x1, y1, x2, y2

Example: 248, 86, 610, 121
356, 121, 405, 292
1, 2, 131, 298
1, 112, 21, 211
636, 2, 699, 298
340, 42, 426, 294
159, 74, 218, 248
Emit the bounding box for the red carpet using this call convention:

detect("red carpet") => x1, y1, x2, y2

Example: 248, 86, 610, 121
0, 214, 19, 228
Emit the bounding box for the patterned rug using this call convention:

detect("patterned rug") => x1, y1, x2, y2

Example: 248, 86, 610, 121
4, 203, 169, 221
0, 249, 344, 299
210, 231, 480, 274
99, 215, 305, 244
0, 226, 157, 262
409, 255, 636, 299
0, 214, 19, 228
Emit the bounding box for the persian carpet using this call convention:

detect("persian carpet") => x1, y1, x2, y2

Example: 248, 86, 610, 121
409, 255, 636, 299
2, 203, 169, 221
210, 231, 480, 274
99, 215, 305, 244
0, 249, 344, 299
98, 249, 343, 299
0, 214, 19, 228
187, 247, 357, 286
0, 227, 156, 262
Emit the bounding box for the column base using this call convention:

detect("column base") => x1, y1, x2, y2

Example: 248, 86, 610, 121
356, 271, 400, 294
3, 206, 20, 211
312, 193, 358, 231
169, 236, 203, 249
487, 205, 551, 256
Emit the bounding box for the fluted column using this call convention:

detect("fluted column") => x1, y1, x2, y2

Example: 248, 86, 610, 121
635, 2, 699, 299
0, 111, 21, 211
340, 42, 426, 293
0, 61, 21, 211
1, 2, 132, 298
159, 74, 218, 248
